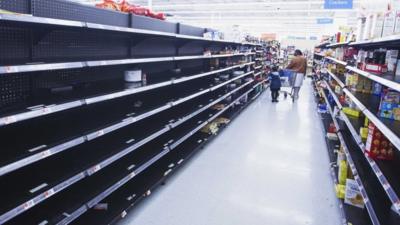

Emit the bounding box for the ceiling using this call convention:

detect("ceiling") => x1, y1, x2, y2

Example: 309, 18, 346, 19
73, 0, 362, 39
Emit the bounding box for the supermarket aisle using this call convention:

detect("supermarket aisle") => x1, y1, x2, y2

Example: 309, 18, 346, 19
118, 79, 342, 225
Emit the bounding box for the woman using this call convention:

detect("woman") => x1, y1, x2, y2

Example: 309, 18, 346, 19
286, 49, 307, 100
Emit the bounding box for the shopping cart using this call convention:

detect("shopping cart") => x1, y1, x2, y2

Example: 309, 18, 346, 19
279, 69, 297, 102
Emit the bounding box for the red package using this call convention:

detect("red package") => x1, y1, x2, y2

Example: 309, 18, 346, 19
328, 123, 336, 133
96, 0, 120, 11
365, 123, 394, 160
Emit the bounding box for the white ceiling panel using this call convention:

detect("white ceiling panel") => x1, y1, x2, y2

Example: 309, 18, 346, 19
73, 0, 360, 38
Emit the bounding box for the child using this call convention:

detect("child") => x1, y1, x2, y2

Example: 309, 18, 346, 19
269, 66, 281, 102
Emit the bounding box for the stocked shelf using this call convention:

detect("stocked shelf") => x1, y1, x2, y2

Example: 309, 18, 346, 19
346, 66, 400, 92
318, 85, 376, 225
349, 35, 400, 48
323, 79, 400, 222
326, 57, 347, 66
327, 41, 352, 48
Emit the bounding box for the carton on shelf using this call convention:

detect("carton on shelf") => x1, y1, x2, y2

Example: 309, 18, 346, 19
344, 179, 364, 208
372, 12, 385, 38
379, 91, 400, 120
365, 123, 395, 160
383, 11, 396, 37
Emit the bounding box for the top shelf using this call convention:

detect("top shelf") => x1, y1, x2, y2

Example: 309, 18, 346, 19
0, 13, 261, 46
350, 35, 400, 48
326, 41, 352, 48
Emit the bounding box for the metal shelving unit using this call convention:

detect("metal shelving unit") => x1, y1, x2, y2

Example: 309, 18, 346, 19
0, 1, 268, 224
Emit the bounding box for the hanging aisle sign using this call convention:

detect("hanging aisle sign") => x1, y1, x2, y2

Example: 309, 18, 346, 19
317, 18, 334, 24
324, 0, 353, 9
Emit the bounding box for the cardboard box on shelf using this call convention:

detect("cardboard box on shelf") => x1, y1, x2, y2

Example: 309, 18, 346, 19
365, 122, 395, 160
383, 11, 396, 37
379, 91, 400, 120
385, 50, 399, 72
344, 179, 364, 208
373, 12, 385, 38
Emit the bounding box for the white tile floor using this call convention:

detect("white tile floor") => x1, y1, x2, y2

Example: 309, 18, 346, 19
117, 79, 342, 225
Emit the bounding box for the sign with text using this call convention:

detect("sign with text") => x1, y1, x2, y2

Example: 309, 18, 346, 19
317, 18, 334, 24
324, 0, 353, 9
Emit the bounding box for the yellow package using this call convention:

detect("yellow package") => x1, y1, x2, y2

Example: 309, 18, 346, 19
360, 127, 369, 140
335, 184, 346, 199
364, 117, 369, 127
343, 107, 361, 117
338, 160, 348, 185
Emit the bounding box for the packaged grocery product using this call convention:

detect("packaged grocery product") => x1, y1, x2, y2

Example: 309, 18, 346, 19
372, 82, 382, 96
383, 11, 396, 37
338, 160, 348, 185
343, 107, 361, 117
335, 184, 346, 199
365, 122, 395, 160
379, 91, 400, 120
372, 12, 385, 38
360, 127, 369, 140
344, 179, 364, 208
327, 133, 338, 141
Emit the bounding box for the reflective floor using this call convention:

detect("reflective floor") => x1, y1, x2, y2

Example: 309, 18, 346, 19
118, 79, 342, 225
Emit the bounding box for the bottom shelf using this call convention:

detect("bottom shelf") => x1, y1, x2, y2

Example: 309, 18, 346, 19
69, 81, 267, 225
316, 83, 374, 225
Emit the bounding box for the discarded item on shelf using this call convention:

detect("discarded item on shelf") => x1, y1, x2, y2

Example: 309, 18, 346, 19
219, 74, 230, 81
201, 122, 219, 134
214, 117, 230, 125
125, 70, 142, 82
0, 9, 23, 15
337, 146, 345, 165
344, 179, 364, 208
338, 160, 348, 185
328, 123, 336, 133
342, 107, 361, 118
233, 71, 245, 76
134, 101, 143, 108
93, 203, 108, 210
96, 0, 166, 20
212, 104, 225, 110
335, 184, 346, 199
327, 133, 338, 141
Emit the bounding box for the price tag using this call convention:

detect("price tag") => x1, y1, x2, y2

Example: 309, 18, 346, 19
121, 210, 127, 218
383, 183, 390, 190
97, 130, 105, 137
41, 150, 52, 158
90, 164, 101, 174
44, 188, 55, 198
129, 172, 136, 178
5, 66, 18, 73
4, 116, 17, 125
42, 107, 53, 114
23, 200, 35, 210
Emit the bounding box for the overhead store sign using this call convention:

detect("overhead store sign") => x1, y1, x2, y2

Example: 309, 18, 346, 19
324, 0, 353, 9
317, 18, 334, 24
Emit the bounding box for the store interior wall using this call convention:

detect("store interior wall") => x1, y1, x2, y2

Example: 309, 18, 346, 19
280, 39, 319, 53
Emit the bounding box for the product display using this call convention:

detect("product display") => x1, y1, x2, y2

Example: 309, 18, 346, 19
313, 17, 400, 222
